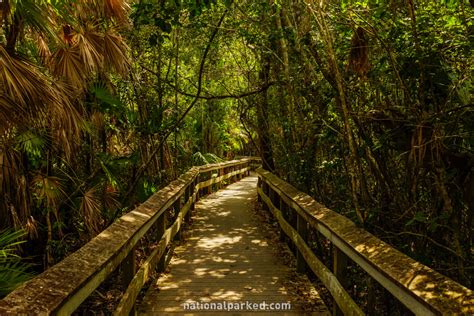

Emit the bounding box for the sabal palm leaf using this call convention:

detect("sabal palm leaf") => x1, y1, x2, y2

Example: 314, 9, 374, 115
0, 48, 82, 155
104, 0, 130, 23
14, 0, 56, 39
103, 30, 130, 76
0, 46, 82, 142
48, 80, 84, 128
79, 187, 103, 234
51, 45, 87, 88
35, 34, 52, 65
32, 175, 65, 210
76, 29, 103, 74
0, 46, 49, 114
104, 185, 120, 210
0, 95, 25, 130
77, 0, 130, 24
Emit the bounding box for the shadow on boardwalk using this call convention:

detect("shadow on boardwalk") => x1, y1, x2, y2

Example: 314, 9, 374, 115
138, 175, 328, 315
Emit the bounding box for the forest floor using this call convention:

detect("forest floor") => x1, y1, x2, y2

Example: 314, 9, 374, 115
137, 174, 328, 315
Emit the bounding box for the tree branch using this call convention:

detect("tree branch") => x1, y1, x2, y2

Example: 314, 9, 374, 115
139, 63, 276, 100
123, 3, 233, 203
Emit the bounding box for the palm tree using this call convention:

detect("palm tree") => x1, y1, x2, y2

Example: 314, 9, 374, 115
0, 0, 130, 266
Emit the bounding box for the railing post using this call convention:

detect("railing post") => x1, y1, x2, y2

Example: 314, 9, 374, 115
208, 171, 213, 192
191, 178, 196, 210
262, 182, 269, 211
174, 199, 181, 241
217, 168, 222, 191
287, 207, 297, 255
333, 247, 348, 316
156, 213, 167, 272
296, 213, 308, 273
196, 175, 200, 203
257, 177, 262, 204
120, 246, 137, 315
121, 247, 136, 288
279, 198, 287, 242
185, 185, 191, 222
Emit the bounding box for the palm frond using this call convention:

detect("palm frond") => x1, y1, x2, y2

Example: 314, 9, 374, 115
51, 45, 87, 88
104, 0, 130, 23
103, 30, 130, 76
79, 187, 103, 234
15, 130, 46, 159
0, 229, 33, 297
76, 29, 103, 74
47, 81, 84, 161
15, 0, 56, 40
0, 46, 83, 148
0, 95, 25, 130
32, 175, 65, 210
103, 185, 120, 210
0, 46, 48, 114
35, 34, 52, 65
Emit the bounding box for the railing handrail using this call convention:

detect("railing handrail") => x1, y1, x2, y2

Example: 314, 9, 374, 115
0, 158, 259, 315
257, 167, 473, 315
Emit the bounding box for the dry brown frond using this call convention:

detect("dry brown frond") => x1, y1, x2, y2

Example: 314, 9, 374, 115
32, 174, 65, 210
0, 95, 25, 130
76, 28, 103, 74
84, 26, 104, 59
25, 216, 39, 239
47, 81, 84, 161
103, 30, 130, 76
104, 0, 130, 23
36, 34, 52, 65
104, 185, 120, 210
79, 187, 103, 234
0, 145, 33, 230
348, 27, 370, 77
51, 45, 87, 88
91, 111, 105, 133
0, 46, 48, 114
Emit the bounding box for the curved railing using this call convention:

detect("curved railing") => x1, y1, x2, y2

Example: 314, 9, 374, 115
0, 158, 259, 315
257, 167, 473, 315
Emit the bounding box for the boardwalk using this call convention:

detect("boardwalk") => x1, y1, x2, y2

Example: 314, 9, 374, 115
138, 175, 329, 315
1, 160, 471, 315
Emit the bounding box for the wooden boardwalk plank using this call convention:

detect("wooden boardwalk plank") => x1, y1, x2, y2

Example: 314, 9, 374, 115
137, 175, 328, 315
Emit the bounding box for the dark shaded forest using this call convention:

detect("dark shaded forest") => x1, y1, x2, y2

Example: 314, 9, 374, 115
1, 0, 472, 299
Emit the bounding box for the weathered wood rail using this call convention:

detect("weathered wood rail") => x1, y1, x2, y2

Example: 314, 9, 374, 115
0, 158, 259, 315
257, 167, 473, 315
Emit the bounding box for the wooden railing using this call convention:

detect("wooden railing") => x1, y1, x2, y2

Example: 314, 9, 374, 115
0, 158, 259, 315
257, 167, 473, 315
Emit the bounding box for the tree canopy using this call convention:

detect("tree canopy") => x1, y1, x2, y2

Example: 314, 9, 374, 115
1, 0, 473, 298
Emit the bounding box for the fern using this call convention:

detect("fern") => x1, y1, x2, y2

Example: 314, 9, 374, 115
192, 152, 224, 166
0, 230, 34, 297
15, 130, 46, 159
192, 152, 208, 166
203, 153, 223, 164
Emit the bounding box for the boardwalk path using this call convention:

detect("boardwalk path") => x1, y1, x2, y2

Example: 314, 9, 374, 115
138, 175, 328, 315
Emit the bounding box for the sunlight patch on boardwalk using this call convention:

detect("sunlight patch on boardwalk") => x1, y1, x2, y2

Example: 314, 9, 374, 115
137, 175, 328, 315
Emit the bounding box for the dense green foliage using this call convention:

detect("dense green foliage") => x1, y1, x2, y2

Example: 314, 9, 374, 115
0, 0, 472, 301
0, 230, 32, 297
